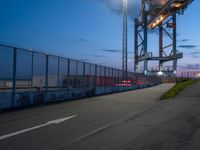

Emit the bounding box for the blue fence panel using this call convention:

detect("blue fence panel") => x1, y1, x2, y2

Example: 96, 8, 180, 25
76, 61, 85, 98
68, 59, 77, 99
96, 65, 103, 95
58, 57, 69, 100
32, 52, 46, 104
47, 55, 59, 101
0, 46, 13, 109
14, 49, 32, 107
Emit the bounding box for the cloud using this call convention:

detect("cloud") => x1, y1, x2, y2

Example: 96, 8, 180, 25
100, 49, 121, 53
100, 49, 133, 54
191, 55, 200, 58
96, 0, 159, 35
78, 38, 89, 43
97, 0, 141, 19
183, 64, 200, 69
178, 45, 198, 49
181, 39, 190, 42
91, 54, 103, 58
189, 51, 200, 55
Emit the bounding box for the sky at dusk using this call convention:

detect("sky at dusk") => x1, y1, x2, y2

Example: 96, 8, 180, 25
0, 0, 199, 71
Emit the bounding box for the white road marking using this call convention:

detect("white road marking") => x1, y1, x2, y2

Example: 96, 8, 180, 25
64, 106, 155, 146
65, 124, 112, 145
0, 115, 77, 141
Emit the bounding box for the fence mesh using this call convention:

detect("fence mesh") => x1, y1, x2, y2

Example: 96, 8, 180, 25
0, 44, 161, 110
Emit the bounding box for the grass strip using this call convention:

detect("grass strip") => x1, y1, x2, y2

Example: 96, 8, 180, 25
160, 79, 198, 100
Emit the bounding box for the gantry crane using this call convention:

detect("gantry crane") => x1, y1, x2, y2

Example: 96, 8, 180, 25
134, 0, 194, 76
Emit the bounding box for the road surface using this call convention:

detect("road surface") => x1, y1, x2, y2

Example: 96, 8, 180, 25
0, 82, 199, 150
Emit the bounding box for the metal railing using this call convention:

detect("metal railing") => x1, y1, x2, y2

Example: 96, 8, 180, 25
0, 44, 161, 110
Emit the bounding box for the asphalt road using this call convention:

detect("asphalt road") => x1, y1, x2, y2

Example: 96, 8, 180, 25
0, 82, 200, 150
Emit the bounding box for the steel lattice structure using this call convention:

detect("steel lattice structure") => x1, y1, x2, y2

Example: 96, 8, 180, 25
134, 0, 194, 76
122, 0, 128, 77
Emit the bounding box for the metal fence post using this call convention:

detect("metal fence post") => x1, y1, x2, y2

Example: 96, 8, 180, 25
83, 62, 86, 96
90, 64, 92, 95
108, 68, 110, 88
104, 67, 106, 94
30, 51, 34, 103
95, 65, 97, 92
67, 59, 70, 99
111, 68, 114, 92
57, 57, 60, 89
75, 61, 78, 94
99, 66, 101, 94
45, 55, 48, 101
101, 66, 103, 94
31, 51, 34, 88
108, 68, 109, 87
11, 48, 17, 107
118, 69, 120, 92
76, 61, 78, 76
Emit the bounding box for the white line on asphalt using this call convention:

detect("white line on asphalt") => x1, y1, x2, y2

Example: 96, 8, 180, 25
65, 124, 112, 145
64, 106, 155, 146
0, 115, 77, 141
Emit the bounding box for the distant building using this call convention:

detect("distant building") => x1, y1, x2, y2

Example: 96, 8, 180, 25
177, 69, 200, 78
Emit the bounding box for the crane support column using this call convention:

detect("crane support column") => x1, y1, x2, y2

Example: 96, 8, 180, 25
173, 14, 177, 74
159, 25, 163, 71
143, 11, 148, 75
134, 18, 139, 72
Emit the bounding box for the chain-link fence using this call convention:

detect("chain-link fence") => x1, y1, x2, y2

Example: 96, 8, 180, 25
0, 44, 161, 110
